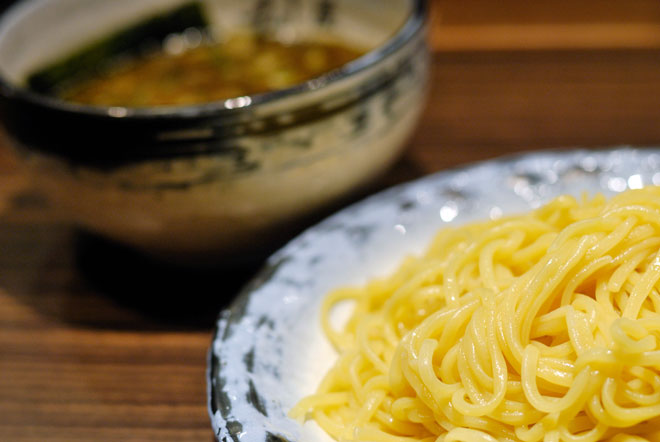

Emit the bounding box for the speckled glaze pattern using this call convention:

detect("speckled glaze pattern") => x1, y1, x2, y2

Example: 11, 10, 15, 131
208, 147, 660, 442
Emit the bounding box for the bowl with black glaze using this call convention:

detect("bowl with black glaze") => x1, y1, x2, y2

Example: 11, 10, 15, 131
0, 0, 429, 262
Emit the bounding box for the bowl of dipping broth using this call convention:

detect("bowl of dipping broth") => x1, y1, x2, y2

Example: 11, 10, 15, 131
0, 0, 429, 263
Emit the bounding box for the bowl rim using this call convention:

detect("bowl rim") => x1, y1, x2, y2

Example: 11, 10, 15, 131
0, 0, 428, 120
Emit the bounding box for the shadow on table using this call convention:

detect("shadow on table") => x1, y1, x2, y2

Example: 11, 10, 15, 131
72, 230, 264, 330
0, 221, 262, 332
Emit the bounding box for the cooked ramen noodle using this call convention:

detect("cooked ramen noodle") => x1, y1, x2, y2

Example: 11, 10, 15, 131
291, 185, 660, 442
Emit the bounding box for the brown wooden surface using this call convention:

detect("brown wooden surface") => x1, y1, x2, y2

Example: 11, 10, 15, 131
4, 1, 660, 441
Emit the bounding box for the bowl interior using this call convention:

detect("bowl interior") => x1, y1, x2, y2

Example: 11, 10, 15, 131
0, 0, 411, 92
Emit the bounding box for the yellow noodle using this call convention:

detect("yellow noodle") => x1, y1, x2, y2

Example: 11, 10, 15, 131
291, 186, 660, 442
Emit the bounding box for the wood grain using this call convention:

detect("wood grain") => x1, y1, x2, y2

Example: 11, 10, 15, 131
432, 0, 660, 50
3, 2, 660, 441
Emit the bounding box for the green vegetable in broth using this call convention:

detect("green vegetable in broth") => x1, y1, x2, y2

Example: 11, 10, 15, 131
27, 2, 208, 96
27, 1, 364, 108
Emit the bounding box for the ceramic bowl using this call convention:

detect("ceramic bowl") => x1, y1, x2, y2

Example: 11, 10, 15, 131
0, 0, 429, 262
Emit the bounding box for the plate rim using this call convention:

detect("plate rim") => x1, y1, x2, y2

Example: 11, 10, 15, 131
206, 145, 654, 441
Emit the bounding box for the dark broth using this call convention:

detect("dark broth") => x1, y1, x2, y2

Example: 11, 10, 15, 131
56, 34, 364, 107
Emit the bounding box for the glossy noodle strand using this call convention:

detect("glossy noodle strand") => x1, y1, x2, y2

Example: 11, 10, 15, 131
290, 186, 660, 442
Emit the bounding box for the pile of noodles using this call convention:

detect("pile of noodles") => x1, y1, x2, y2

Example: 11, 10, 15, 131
290, 186, 660, 442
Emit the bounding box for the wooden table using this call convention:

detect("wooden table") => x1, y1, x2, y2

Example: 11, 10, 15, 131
3, 1, 660, 440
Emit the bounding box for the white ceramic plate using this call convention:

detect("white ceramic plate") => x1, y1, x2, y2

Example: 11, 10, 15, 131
207, 147, 660, 442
